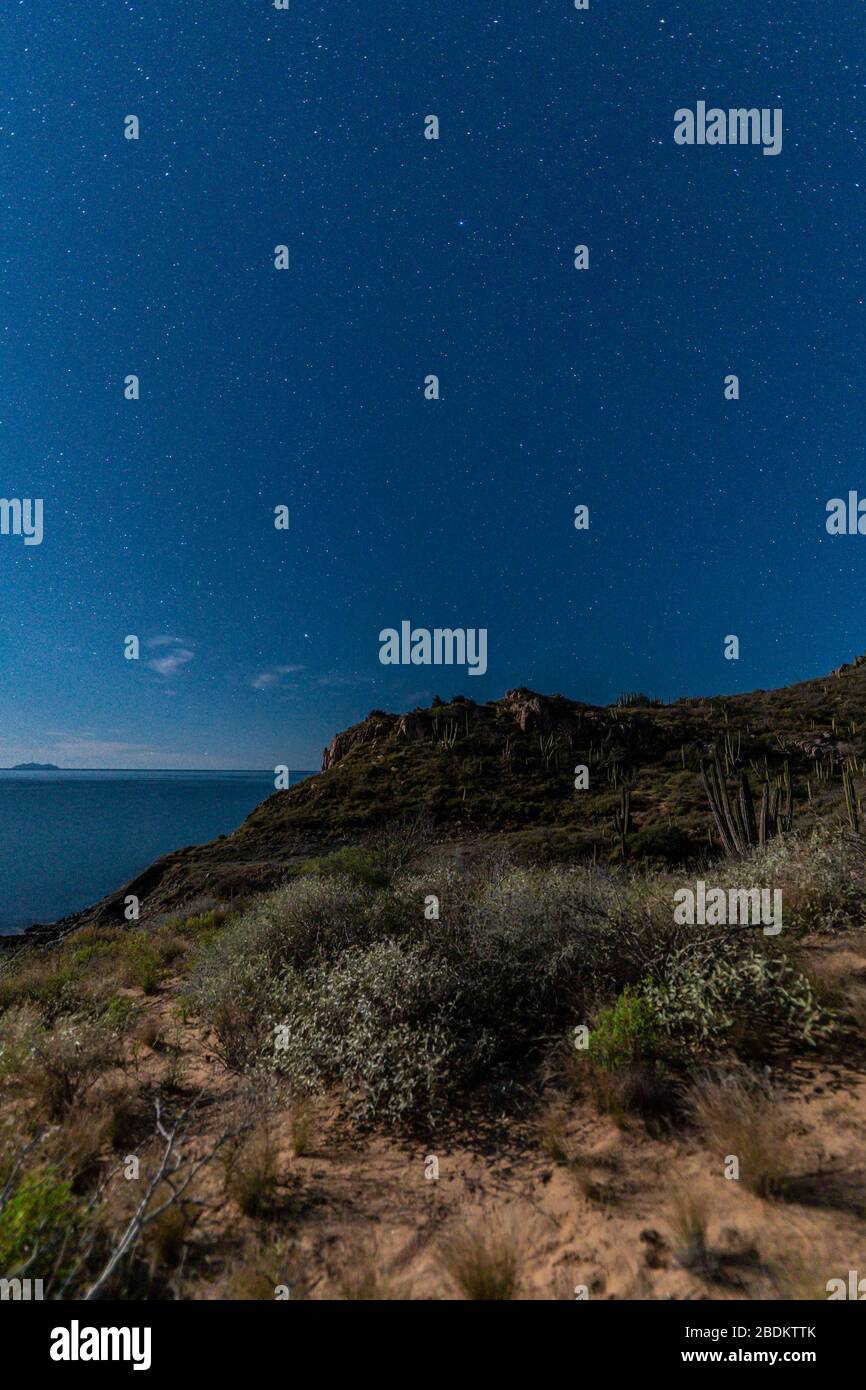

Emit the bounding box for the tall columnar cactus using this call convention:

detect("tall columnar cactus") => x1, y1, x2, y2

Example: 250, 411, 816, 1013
701, 747, 793, 858
701, 747, 745, 855
843, 766, 860, 834
780, 760, 794, 833
613, 786, 631, 858
723, 730, 742, 774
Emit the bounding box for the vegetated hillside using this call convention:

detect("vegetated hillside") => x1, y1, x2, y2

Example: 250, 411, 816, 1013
2, 795, 866, 1299
4, 661, 866, 1301
35, 654, 866, 935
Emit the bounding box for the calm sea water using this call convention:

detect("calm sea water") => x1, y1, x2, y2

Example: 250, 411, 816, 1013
0, 770, 314, 934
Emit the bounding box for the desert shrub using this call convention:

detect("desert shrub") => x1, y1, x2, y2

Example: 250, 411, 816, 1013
270, 939, 466, 1126
0, 929, 127, 1020
190, 846, 839, 1127
447, 866, 619, 1014
270, 866, 630, 1122
575, 989, 674, 1122
587, 988, 660, 1070
118, 939, 166, 994
752, 828, 865, 935
192, 862, 660, 1122
0, 919, 223, 1028
0, 1167, 79, 1278
644, 938, 828, 1059
188, 877, 387, 1067
1, 1011, 122, 1119
298, 845, 391, 889
0, 960, 83, 1020
627, 824, 692, 865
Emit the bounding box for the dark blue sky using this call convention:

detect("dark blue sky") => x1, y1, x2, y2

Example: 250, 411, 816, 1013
0, 2, 861, 768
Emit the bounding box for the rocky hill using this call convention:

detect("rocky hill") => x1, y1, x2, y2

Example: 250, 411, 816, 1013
22, 655, 866, 939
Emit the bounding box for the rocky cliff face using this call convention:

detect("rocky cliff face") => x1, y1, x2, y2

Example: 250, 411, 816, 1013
322, 710, 399, 770
321, 691, 591, 770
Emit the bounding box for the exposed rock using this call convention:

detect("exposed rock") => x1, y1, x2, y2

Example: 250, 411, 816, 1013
831, 653, 866, 677
798, 734, 856, 761
395, 711, 431, 744
498, 688, 584, 733
322, 710, 398, 770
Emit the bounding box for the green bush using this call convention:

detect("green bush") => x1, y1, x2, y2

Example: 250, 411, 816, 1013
575, 990, 674, 1123
298, 845, 391, 889
0, 1167, 79, 1278
119, 939, 166, 994
587, 988, 660, 1070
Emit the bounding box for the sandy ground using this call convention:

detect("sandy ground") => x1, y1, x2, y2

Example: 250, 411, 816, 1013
115, 936, 866, 1302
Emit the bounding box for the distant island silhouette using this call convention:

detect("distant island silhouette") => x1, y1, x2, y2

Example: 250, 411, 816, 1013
9, 762, 61, 771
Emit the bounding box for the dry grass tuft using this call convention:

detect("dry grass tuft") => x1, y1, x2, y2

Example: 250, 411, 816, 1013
538, 1101, 571, 1164
334, 1240, 404, 1301
687, 1072, 796, 1198
668, 1184, 717, 1277
223, 1124, 280, 1217
289, 1096, 316, 1157
439, 1218, 522, 1300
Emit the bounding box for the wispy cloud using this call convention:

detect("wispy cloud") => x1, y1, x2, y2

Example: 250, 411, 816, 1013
50, 738, 157, 762
250, 664, 305, 691
316, 672, 379, 688
146, 636, 195, 678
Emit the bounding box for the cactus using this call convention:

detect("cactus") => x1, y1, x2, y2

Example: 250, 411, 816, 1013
779, 760, 794, 833
612, 787, 631, 858
439, 720, 458, 750
537, 732, 556, 768
701, 747, 745, 856
723, 730, 741, 774
843, 766, 859, 834
701, 746, 793, 857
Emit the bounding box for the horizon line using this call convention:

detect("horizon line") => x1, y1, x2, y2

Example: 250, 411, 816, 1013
0, 766, 319, 774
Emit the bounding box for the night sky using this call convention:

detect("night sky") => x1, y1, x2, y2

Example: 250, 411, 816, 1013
0, 2, 861, 769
